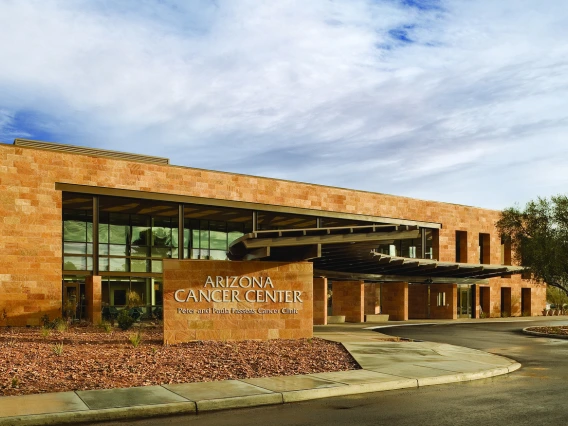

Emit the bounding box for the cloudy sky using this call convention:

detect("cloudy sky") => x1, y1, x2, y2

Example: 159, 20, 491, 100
0, 0, 567, 210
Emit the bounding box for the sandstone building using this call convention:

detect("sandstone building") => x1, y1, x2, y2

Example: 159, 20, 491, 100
0, 139, 544, 329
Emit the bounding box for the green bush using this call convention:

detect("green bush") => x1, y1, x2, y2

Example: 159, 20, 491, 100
117, 309, 135, 331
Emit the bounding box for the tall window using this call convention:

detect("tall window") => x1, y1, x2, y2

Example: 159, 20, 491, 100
456, 231, 467, 263
62, 198, 93, 271
479, 233, 490, 264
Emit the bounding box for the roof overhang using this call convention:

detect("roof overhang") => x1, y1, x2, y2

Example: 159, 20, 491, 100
55, 184, 441, 230
229, 225, 525, 283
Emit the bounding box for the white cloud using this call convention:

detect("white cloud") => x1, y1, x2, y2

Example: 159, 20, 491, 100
0, 0, 567, 209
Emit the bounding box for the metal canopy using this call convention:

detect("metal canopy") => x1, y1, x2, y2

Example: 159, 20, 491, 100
228, 225, 525, 283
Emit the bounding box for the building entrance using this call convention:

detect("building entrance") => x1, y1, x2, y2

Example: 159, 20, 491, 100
457, 285, 472, 318
62, 281, 85, 320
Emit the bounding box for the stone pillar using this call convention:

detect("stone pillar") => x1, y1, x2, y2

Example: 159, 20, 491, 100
381, 282, 408, 321
85, 275, 102, 324
429, 284, 457, 319
313, 277, 328, 325
364, 283, 378, 315
332, 281, 364, 323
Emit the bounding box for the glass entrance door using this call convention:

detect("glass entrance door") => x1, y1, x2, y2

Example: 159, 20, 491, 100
62, 282, 80, 320
457, 286, 472, 318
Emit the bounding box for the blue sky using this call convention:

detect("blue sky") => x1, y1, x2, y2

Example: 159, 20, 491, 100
1, 0, 567, 210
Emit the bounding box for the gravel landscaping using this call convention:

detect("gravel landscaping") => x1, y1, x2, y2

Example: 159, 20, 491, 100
525, 326, 568, 336
0, 325, 360, 397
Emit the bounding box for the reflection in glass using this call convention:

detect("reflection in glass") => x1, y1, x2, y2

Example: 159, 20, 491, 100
131, 259, 148, 273
109, 258, 128, 272
63, 257, 86, 270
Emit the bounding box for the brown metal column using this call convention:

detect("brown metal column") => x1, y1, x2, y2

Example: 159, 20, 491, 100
92, 195, 99, 275
178, 204, 184, 259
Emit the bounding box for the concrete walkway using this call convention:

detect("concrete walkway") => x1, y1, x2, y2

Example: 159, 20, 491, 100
0, 322, 521, 426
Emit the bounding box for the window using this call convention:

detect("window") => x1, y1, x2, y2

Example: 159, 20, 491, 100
501, 236, 511, 265
455, 231, 467, 262
62, 202, 93, 272
184, 204, 253, 260
98, 197, 179, 273
479, 233, 490, 264
437, 292, 446, 307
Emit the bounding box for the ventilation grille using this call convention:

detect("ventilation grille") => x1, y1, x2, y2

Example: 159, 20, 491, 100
14, 139, 170, 165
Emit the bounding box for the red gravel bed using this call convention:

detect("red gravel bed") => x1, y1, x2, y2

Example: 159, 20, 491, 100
526, 326, 568, 336
0, 326, 360, 397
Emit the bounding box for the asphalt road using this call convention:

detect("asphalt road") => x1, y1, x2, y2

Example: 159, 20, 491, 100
96, 319, 568, 426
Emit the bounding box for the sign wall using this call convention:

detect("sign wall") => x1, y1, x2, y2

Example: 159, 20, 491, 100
163, 259, 313, 344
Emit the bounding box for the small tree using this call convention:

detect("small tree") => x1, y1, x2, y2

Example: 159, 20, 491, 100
126, 290, 142, 308
547, 287, 568, 309
496, 195, 568, 296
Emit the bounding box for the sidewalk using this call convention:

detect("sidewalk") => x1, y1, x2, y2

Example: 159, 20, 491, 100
0, 321, 522, 426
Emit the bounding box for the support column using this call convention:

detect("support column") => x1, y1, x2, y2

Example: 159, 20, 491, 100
364, 283, 378, 315
479, 286, 490, 318
381, 282, 408, 321
313, 277, 328, 325
86, 276, 102, 324
429, 284, 457, 319
332, 281, 364, 323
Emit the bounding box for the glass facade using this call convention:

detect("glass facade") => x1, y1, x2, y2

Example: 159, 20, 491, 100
183, 204, 253, 260
62, 192, 439, 310
62, 196, 93, 272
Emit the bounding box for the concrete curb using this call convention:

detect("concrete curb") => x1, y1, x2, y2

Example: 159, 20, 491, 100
0, 402, 198, 426
196, 393, 283, 412
522, 327, 568, 339
280, 378, 418, 403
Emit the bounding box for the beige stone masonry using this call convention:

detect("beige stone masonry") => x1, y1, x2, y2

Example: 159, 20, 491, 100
163, 260, 313, 343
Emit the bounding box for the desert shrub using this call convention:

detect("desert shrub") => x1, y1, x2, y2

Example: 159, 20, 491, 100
52, 318, 68, 332
99, 321, 113, 333
129, 331, 143, 348
40, 314, 50, 327
52, 343, 64, 356
117, 309, 135, 331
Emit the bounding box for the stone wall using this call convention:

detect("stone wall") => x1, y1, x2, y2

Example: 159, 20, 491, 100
408, 284, 428, 319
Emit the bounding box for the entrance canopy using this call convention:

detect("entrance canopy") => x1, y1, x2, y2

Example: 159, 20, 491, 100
228, 225, 524, 284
